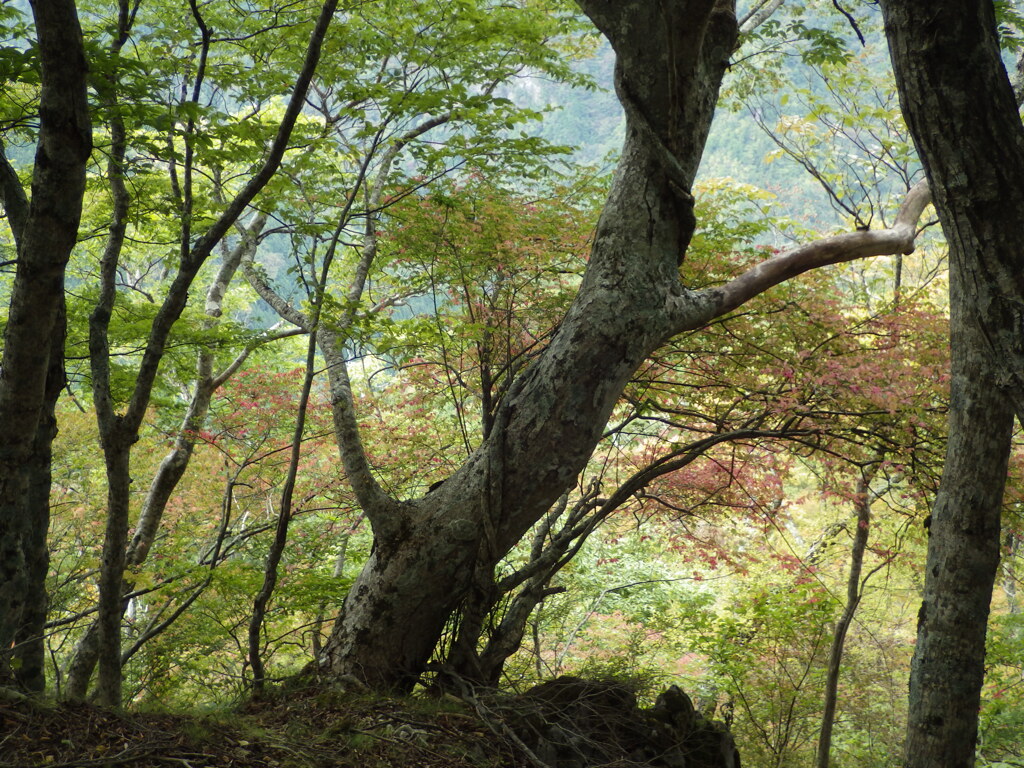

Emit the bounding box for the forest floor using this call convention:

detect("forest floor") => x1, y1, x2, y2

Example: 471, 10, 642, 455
0, 684, 536, 768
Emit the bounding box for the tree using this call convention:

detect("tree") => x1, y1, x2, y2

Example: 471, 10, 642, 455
0, 0, 942, 705
398, 173, 948, 691
314, 0, 935, 692
0, 0, 90, 691
67, 0, 338, 707
879, 2, 1024, 764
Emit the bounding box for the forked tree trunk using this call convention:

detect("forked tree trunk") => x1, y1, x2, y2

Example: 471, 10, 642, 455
82, 1, 337, 707
64, 222, 267, 701
318, 0, 737, 691
317, 0, 937, 692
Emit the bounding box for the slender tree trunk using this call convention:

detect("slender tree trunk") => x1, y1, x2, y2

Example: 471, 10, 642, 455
248, 325, 321, 696
94, 441, 133, 707
0, 0, 90, 690
63, 623, 98, 701
63, 222, 267, 700
78, 1, 336, 707
816, 470, 874, 768
879, 2, 1024, 764
1003, 532, 1020, 615
86, 0, 133, 706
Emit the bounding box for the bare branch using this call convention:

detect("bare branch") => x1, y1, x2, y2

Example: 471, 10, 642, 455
739, 0, 786, 34
677, 179, 931, 329
830, 0, 866, 47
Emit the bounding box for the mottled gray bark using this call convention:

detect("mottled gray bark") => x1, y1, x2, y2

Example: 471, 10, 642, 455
316, 0, 936, 692
879, 2, 1024, 764
441, 425, 820, 687
904, 289, 1013, 766
316, 0, 737, 691
1004, 533, 1020, 615
0, 0, 90, 690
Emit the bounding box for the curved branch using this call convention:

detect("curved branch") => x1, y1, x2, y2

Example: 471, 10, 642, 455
739, 0, 787, 34
306, 113, 459, 523
674, 179, 932, 331
318, 330, 396, 522
242, 256, 311, 330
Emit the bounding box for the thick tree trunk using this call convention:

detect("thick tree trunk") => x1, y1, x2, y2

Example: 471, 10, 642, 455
318, 509, 484, 690
11, 303, 67, 692
903, 293, 1013, 765
880, 3, 1024, 401
0, 0, 90, 689
879, 2, 1024, 764
316, 0, 936, 693
318, 0, 740, 692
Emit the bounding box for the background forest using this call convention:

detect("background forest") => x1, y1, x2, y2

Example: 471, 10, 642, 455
1, 1, 1023, 767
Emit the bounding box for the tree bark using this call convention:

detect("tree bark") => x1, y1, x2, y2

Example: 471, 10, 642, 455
1003, 532, 1020, 615
880, 3, 1024, 413
317, 0, 739, 692
904, 288, 1013, 766
11, 302, 67, 691
879, 2, 1024, 764
63, 219, 270, 700
315, 0, 938, 692
0, 0, 90, 690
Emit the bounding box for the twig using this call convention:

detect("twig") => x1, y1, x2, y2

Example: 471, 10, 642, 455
831, 0, 865, 46
462, 688, 552, 768
8, 745, 157, 768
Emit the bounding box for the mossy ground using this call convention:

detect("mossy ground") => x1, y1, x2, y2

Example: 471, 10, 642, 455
0, 685, 531, 768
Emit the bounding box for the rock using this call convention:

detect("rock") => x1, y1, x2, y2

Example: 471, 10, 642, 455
507, 676, 741, 768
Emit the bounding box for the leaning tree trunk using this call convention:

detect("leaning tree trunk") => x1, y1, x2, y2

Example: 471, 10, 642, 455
317, 0, 937, 693
317, 0, 739, 692
0, 0, 90, 690
880, 2, 1024, 765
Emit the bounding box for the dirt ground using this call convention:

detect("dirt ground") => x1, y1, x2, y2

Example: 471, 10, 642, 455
0, 685, 532, 768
